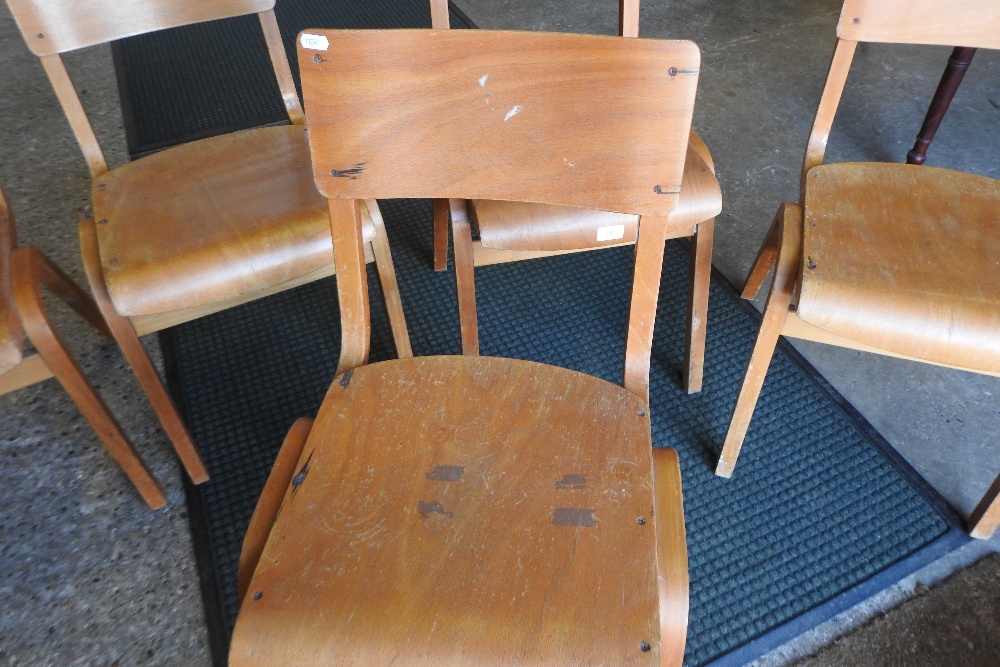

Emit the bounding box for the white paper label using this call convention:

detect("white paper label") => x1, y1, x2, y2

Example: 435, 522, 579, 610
596, 224, 626, 242
300, 33, 329, 51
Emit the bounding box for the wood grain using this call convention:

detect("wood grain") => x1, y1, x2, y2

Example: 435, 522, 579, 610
799, 163, 1000, 374
652, 447, 688, 667
837, 0, 1000, 49
301, 29, 698, 218
39, 54, 108, 178
258, 9, 304, 125
231, 355, 674, 665
6, 0, 275, 56
801, 38, 857, 189
0, 183, 24, 376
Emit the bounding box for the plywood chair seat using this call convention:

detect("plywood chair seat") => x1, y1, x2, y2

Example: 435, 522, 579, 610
800, 162, 1000, 373
231, 355, 687, 666
470, 138, 721, 255
92, 125, 377, 317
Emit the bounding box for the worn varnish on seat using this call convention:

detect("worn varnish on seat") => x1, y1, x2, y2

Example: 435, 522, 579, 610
718, 0, 1000, 541
233, 356, 663, 665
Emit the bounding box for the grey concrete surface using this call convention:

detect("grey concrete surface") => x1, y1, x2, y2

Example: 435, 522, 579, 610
0, 0, 997, 665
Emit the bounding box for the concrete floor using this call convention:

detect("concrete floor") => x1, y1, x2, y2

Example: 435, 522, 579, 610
0, 0, 997, 665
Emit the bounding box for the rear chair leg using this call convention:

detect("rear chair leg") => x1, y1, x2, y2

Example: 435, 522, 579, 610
968, 469, 1000, 540
432, 198, 450, 272
717, 204, 801, 478
449, 199, 479, 355
364, 200, 412, 358
11, 245, 166, 509
79, 218, 209, 485
684, 219, 714, 394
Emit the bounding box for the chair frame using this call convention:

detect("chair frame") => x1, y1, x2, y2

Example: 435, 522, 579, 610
717, 0, 1000, 539
0, 184, 165, 509
427, 0, 719, 396
5, 0, 414, 487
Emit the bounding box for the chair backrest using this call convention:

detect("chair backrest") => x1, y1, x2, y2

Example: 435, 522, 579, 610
428, 0, 641, 36
4, 0, 301, 178
801, 0, 1000, 185
0, 184, 24, 375
302, 29, 698, 216
299, 28, 699, 374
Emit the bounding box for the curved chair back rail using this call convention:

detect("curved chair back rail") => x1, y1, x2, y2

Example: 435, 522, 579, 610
4, 0, 301, 178
301, 29, 699, 219
0, 185, 24, 375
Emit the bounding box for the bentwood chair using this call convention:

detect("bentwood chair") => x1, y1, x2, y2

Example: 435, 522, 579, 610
0, 182, 165, 509
428, 0, 722, 396
229, 28, 697, 664
4, 0, 412, 487
717, 0, 1000, 540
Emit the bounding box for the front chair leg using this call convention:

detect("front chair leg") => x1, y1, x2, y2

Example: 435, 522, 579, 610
716, 204, 801, 478
79, 218, 209, 485
684, 218, 714, 394
968, 469, 1000, 540
10, 245, 166, 509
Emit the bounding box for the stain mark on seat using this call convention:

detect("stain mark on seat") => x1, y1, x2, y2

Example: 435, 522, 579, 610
291, 450, 315, 496
339, 369, 354, 388
555, 474, 586, 490
418, 501, 453, 519
553, 508, 597, 527
426, 465, 465, 482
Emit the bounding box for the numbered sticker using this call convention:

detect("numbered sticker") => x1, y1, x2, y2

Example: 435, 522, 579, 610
596, 225, 626, 242
300, 33, 329, 51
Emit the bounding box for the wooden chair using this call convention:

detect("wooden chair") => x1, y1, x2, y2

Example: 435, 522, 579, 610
0, 181, 166, 509
428, 0, 722, 396
717, 0, 1000, 540
229, 28, 697, 664
4, 0, 413, 487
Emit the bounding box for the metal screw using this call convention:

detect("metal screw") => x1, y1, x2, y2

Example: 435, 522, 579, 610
668, 67, 678, 77
36, 33, 44, 39
637, 410, 645, 417
97, 219, 108, 224
253, 591, 263, 601
853, 17, 860, 24
637, 517, 646, 526
640, 641, 651, 652
109, 258, 117, 264
313, 54, 323, 63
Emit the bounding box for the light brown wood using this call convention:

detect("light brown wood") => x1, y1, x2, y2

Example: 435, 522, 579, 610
10, 245, 166, 509
799, 163, 1000, 373
471, 236, 645, 268
5, 0, 275, 56
328, 199, 371, 376
683, 219, 714, 394
450, 198, 479, 356
801, 38, 857, 188
968, 470, 1000, 540
429, 0, 449, 30
231, 355, 679, 666
620, 0, 641, 38
741, 214, 780, 300
39, 54, 108, 179
258, 9, 304, 126
0, 353, 51, 395
432, 197, 450, 272
652, 447, 688, 667
472, 201, 639, 252
718, 204, 801, 478
80, 218, 210, 485
837, 0, 1000, 50
237, 417, 313, 606
302, 30, 698, 218
623, 214, 671, 401
365, 200, 413, 358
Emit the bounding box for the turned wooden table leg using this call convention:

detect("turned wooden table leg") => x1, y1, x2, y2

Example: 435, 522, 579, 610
906, 46, 976, 165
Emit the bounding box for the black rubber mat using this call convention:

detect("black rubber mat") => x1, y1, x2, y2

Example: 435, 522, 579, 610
111, 2, 966, 665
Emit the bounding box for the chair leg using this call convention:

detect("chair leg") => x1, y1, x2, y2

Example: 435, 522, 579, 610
741, 212, 781, 300
968, 468, 1000, 540
10, 246, 166, 509
432, 198, 450, 272
238, 417, 314, 605
623, 215, 670, 402
684, 218, 714, 394
716, 204, 801, 478
652, 447, 688, 667
450, 199, 479, 355
79, 218, 209, 485
364, 200, 412, 358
